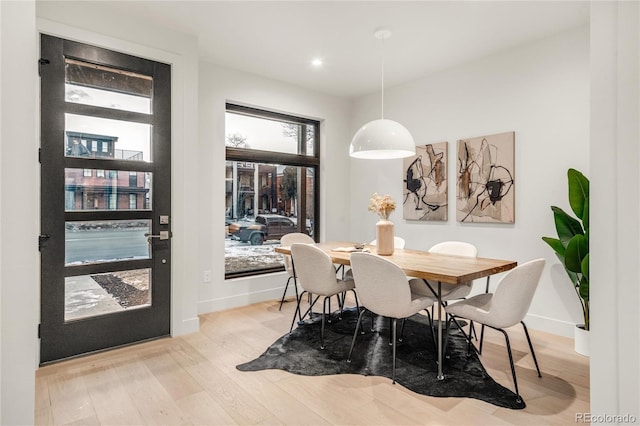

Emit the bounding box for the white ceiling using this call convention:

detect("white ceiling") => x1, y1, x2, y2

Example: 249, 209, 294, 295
92, 1, 590, 99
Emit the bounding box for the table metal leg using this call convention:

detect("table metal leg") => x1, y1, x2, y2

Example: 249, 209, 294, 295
437, 281, 444, 380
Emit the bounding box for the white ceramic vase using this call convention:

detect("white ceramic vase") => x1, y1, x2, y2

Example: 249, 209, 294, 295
375, 219, 394, 256
574, 324, 589, 357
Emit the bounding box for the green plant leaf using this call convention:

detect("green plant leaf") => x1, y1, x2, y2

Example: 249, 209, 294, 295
551, 206, 584, 246
542, 237, 565, 256
579, 275, 589, 301
568, 168, 589, 219
565, 234, 588, 273
581, 253, 589, 281
582, 196, 589, 229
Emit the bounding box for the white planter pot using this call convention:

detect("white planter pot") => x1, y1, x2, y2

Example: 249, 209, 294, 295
574, 324, 589, 356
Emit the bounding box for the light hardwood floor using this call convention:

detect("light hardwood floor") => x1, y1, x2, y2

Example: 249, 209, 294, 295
35, 297, 590, 425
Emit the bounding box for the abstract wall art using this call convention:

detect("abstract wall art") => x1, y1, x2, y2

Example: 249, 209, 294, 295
403, 142, 448, 221
456, 131, 515, 223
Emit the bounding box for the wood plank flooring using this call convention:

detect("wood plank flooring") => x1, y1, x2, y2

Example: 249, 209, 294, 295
35, 297, 590, 425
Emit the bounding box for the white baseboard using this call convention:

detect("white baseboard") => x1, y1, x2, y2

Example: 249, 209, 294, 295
524, 313, 577, 338
173, 316, 200, 336
197, 286, 293, 314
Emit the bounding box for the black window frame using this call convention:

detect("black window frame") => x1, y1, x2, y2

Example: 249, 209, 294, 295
225, 103, 320, 279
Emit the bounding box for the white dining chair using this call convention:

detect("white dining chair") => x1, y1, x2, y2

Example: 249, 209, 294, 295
290, 243, 359, 349
408, 241, 478, 302
444, 258, 545, 404
278, 232, 315, 311
347, 252, 435, 384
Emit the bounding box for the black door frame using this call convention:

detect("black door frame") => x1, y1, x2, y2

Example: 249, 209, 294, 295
39, 34, 172, 364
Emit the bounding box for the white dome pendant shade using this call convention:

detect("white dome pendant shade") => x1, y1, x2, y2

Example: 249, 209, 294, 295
349, 29, 415, 160
350, 119, 416, 159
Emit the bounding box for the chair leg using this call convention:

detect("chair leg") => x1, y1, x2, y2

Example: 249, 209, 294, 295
423, 309, 437, 353
290, 290, 307, 333
478, 324, 486, 354
347, 308, 367, 362
498, 327, 522, 404
278, 276, 293, 311
351, 289, 360, 312
392, 318, 397, 384
444, 315, 453, 358
291, 293, 320, 333
521, 321, 542, 377
321, 297, 329, 349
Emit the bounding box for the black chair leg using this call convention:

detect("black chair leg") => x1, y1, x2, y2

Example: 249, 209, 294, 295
278, 276, 293, 311
479, 324, 486, 354
391, 318, 397, 384
467, 320, 474, 356
498, 328, 522, 404
347, 308, 367, 362
289, 290, 306, 333
521, 321, 542, 377
423, 309, 437, 353
350, 289, 360, 313
321, 297, 329, 349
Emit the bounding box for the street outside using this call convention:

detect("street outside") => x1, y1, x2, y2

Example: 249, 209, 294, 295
65, 226, 285, 275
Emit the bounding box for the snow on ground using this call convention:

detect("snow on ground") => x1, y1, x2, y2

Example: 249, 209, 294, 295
225, 238, 285, 274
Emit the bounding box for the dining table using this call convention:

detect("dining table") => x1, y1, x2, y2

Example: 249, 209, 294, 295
275, 241, 517, 380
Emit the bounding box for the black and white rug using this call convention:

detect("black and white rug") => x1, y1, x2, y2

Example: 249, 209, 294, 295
237, 309, 525, 409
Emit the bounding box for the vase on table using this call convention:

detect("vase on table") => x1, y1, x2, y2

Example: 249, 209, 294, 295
376, 219, 394, 255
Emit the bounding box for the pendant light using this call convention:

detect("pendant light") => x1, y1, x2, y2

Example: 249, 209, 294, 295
349, 29, 416, 159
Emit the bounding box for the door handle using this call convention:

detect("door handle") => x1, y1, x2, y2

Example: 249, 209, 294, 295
145, 230, 170, 244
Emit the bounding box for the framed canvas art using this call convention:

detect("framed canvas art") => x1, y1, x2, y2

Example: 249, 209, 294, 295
402, 142, 448, 221
456, 131, 515, 223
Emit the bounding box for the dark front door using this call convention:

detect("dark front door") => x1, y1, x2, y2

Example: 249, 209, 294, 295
39, 34, 172, 363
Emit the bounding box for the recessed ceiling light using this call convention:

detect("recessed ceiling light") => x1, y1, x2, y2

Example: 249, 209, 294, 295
311, 58, 323, 67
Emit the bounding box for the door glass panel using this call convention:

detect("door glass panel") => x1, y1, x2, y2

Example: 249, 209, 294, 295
65, 168, 152, 211
65, 268, 151, 321
65, 114, 152, 162
65, 220, 151, 265
65, 58, 152, 114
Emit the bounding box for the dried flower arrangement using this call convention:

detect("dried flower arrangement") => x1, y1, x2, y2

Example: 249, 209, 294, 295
368, 193, 396, 220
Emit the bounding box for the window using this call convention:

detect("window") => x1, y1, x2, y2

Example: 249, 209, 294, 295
129, 194, 137, 209
225, 104, 319, 278
96, 169, 105, 177
83, 169, 92, 177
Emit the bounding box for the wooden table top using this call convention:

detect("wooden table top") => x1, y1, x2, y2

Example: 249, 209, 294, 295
275, 241, 517, 285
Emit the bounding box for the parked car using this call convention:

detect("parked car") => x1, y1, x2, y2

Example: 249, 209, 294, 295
228, 214, 305, 245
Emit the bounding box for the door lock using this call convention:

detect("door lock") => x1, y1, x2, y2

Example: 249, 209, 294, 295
145, 230, 170, 244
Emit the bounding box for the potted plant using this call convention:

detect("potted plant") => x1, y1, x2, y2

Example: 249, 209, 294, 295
542, 168, 590, 356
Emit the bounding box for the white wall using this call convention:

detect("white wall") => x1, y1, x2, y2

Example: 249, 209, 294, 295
0, 1, 38, 424
350, 27, 590, 337
197, 63, 353, 313
590, 1, 639, 419
36, 1, 201, 337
